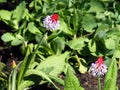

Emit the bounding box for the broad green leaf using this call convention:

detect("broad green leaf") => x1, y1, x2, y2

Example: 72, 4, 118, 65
115, 50, 120, 58
82, 14, 97, 32
25, 69, 59, 89
48, 75, 64, 86
0, 0, 7, 3
88, 40, 96, 53
18, 80, 34, 90
64, 67, 84, 90
50, 37, 65, 54
12, 1, 26, 29
11, 39, 23, 46
72, 9, 80, 30
116, 24, 120, 31
28, 22, 41, 34
58, 18, 75, 35
1, 33, 15, 42
0, 62, 6, 71
104, 58, 117, 90
105, 38, 115, 49
36, 52, 70, 76
78, 58, 87, 74
0, 10, 11, 20
66, 37, 86, 50
89, 1, 104, 13
95, 24, 109, 37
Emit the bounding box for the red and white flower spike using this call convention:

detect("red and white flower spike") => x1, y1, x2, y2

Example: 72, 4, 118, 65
89, 57, 107, 77
43, 14, 60, 31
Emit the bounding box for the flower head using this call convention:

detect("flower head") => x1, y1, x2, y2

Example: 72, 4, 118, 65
11, 60, 16, 68
43, 14, 60, 31
89, 57, 107, 77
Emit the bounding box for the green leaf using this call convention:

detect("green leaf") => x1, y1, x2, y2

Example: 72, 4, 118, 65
78, 58, 87, 74
11, 38, 23, 46
66, 37, 86, 50
0, 0, 7, 3
11, 34, 24, 46
89, 1, 104, 13
88, 40, 96, 53
28, 22, 41, 34
64, 67, 84, 90
0, 62, 6, 71
95, 24, 109, 37
48, 75, 64, 86
25, 69, 59, 89
72, 9, 80, 30
50, 37, 65, 54
0, 10, 11, 20
12, 1, 26, 29
105, 38, 116, 49
58, 18, 75, 35
115, 50, 120, 58
104, 57, 117, 90
36, 52, 70, 76
18, 80, 34, 90
82, 14, 97, 32
1, 33, 15, 42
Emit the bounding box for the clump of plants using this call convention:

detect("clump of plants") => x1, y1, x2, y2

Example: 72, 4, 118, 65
0, 0, 120, 90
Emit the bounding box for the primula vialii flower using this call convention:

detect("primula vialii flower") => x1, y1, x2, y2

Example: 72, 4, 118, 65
43, 14, 60, 31
89, 57, 107, 77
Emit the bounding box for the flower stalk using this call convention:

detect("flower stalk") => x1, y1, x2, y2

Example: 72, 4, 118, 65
98, 77, 101, 90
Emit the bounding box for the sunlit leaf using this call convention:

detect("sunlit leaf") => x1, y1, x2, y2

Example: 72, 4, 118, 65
28, 22, 41, 34
50, 37, 65, 54
82, 14, 97, 32
36, 52, 70, 76
12, 1, 26, 29
104, 57, 117, 90
0, 10, 11, 20
115, 50, 120, 58
58, 18, 75, 35
0, 0, 7, 3
78, 58, 87, 74
11, 38, 24, 46
25, 69, 59, 89
88, 40, 96, 53
66, 37, 87, 50
105, 38, 116, 49
1, 33, 15, 42
89, 1, 104, 13
64, 67, 84, 90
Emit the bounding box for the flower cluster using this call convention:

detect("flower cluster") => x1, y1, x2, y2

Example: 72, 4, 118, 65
89, 57, 107, 77
43, 14, 60, 31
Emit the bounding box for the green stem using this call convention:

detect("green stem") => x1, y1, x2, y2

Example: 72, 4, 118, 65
29, 31, 48, 64
17, 31, 47, 86
98, 77, 101, 90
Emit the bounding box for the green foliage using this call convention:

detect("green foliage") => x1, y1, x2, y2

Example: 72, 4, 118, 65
25, 70, 59, 90
0, 0, 120, 89
64, 67, 84, 90
0, 62, 7, 90
36, 52, 70, 76
104, 57, 118, 90
0, 0, 6, 3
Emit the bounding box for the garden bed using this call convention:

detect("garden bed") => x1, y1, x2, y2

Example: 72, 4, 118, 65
0, 0, 120, 90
